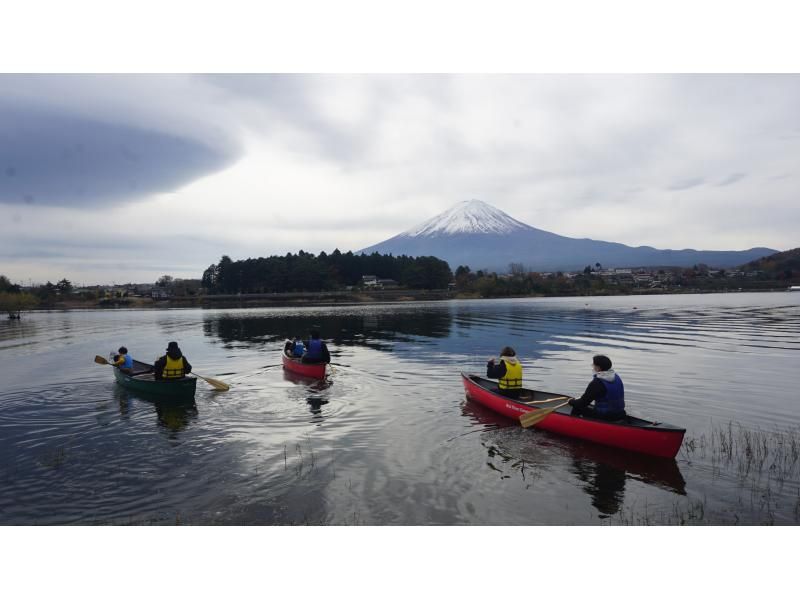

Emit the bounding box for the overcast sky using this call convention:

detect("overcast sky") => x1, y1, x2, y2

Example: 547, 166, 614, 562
1, 74, 798, 285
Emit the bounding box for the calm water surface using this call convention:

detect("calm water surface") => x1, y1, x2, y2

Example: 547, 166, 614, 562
1, 293, 799, 524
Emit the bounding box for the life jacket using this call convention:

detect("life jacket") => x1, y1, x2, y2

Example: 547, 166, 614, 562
292, 341, 305, 357
305, 339, 323, 360
163, 354, 185, 379
498, 357, 523, 390
120, 354, 133, 369
595, 374, 625, 414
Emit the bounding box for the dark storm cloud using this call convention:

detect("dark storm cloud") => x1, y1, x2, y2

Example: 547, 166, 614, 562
0, 100, 239, 206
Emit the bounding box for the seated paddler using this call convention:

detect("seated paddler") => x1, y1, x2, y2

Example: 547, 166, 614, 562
568, 354, 626, 420
291, 336, 305, 357
154, 341, 193, 381
486, 346, 523, 397
301, 329, 330, 364
112, 346, 134, 375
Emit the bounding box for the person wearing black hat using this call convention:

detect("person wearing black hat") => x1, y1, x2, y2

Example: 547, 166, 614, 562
112, 346, 134, 375
154, 341, 192, 381
568, 354, 626, 420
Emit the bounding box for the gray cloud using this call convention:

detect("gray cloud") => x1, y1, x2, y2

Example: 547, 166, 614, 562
667, 177, 705, 191
717, 172, 747, 187
0, 101, 237, 206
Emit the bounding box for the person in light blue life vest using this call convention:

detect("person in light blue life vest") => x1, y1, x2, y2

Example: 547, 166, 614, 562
292, 337, 305, 358
112, 346, 134, 375
301, 329, 330, 364
486, 346, 523, 397
568, 354, 626, 421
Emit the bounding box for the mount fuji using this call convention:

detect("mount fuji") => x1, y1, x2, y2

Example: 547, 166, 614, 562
358, 200, 776, 272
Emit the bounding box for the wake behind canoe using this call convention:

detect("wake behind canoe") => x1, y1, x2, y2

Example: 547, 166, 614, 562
461, 373, 685, 459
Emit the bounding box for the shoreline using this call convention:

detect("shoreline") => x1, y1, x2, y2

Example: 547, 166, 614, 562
11, 286, 796, 313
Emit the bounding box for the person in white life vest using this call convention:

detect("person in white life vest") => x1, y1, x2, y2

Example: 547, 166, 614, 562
154, 341, 192, 381
486, 346, 523, 397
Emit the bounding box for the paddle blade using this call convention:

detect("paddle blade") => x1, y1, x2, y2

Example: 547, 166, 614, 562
519, 401, 570, 428
94, 355, 110, 365
195, 374, 230, 391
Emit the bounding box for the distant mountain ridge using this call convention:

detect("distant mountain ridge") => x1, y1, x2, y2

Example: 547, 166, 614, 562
359, 200, 777, 272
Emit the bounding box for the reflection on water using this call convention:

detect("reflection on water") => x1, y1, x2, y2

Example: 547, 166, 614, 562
0, 293, 798, 524
462, 399, 686, 519
203, 307, 452, 350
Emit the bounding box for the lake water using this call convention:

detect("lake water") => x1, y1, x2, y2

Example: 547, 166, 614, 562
1, 293, 799, 525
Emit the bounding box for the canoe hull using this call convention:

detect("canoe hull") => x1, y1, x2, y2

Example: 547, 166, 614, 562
113, 366, 197, 399
282, 352, 326, 380
461, 373, 685, 459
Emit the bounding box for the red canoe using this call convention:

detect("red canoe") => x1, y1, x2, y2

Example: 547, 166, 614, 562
282, 352, 327, 380
461, 373, 685, 459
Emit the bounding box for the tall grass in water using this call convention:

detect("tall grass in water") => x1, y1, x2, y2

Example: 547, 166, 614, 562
627, 423, 800, 525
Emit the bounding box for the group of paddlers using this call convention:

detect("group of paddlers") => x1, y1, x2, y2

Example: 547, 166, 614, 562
487, 347, 626, 420
283, 329, 331, 364
112, 341, 193, 380
111, 331, 621, 421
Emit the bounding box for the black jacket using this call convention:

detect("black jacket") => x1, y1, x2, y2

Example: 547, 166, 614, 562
154, 348, 192, 380
568, 378, 606, 410
486, 359, 507, 380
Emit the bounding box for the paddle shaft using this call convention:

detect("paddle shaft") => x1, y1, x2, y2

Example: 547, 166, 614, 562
519, 400, 571, 428
522, 395, 570, 405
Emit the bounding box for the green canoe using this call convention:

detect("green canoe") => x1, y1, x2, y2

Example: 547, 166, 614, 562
113, 359, 197, 399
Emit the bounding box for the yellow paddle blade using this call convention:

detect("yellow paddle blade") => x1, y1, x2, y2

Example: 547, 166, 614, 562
194, 373, 230, 391
94, 355, 110, 365
519, 401, 571, 428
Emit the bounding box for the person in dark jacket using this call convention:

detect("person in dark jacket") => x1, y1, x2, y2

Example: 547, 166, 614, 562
568, 354, 626, 420
486, 346, 523, 397
301, 329, 330, 364
154, 341, 192, 381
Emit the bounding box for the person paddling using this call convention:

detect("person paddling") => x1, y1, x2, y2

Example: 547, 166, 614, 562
568, 355, 626, 420
301, 329, 330, 364
154, 341, 192, 381
486, 346, 523, 397
112, 346, 134, 375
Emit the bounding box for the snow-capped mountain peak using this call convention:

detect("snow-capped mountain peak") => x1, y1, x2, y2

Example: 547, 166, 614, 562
402, 199, 530, 237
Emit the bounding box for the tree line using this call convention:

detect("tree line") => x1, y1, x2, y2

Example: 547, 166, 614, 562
201, 250, 453, 294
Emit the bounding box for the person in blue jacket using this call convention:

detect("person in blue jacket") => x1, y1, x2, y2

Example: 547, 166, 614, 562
301, 329, 330, 364
568, 355, 626, 420
112, 346, 134, 375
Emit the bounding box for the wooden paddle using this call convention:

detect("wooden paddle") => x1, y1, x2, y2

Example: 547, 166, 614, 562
519, 401, 571, 428
522, 395, 570, 405
190, 373, 230, 392
95, 355, 229, 391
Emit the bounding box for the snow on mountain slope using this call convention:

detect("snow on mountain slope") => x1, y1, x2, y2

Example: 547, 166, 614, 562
402, 199, 530, 237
